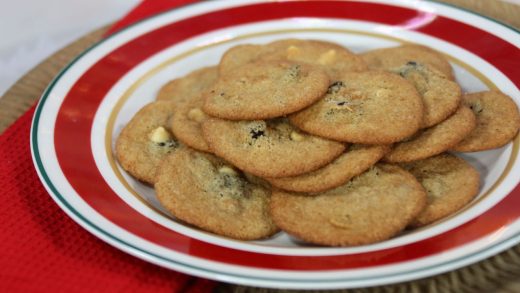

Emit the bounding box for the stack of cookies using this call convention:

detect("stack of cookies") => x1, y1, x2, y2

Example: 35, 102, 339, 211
115, 39, 520, 246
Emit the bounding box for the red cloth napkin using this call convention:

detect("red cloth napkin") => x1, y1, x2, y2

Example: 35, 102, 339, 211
0, 1, 217, 292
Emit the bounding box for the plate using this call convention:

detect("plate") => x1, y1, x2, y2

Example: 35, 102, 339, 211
31, 0, 520, 289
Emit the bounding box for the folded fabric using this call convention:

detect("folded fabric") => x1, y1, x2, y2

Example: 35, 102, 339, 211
0, 106, 215, 292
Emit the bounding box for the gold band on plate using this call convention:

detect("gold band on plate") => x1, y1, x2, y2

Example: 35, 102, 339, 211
104, 28, 519, 240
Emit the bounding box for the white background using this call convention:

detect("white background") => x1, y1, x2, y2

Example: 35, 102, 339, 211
0, 0, 140, 97
1, 0, 519, 98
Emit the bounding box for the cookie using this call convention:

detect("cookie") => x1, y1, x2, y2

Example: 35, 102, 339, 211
361, 44, 454, 80
391, 62, 461, 128
203, 60, 330, 120
201, 117, 345, 178
270, 164, 427, 246
384, 106, 476, 163
115, 101, 180, 184
266, 39, 368, 79
289, 71, 424, 144
219, 39, 368, 79
266, 144, 390, 193
452, 91, 520, 152
155, 147, 278, 240
170, 92, 216, 153
401, 153, 480, 227
156, 66, 218, 101
218, 43, 269, 75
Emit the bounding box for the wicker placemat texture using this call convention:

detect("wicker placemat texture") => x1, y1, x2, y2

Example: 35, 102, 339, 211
1, 1, 519, 292
216, 244, 520, 292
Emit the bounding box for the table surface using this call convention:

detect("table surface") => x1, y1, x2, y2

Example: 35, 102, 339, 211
1, 1, 520, 292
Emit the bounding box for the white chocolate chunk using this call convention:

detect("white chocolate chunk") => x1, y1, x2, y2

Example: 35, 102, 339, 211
317, 49, 337, 65
219, 166, 238, 176
286, 45, 301, 59
375, 89, 391, 98
290, 131, 305, 142
149, 126, 172, 143
187, 108, 206, 122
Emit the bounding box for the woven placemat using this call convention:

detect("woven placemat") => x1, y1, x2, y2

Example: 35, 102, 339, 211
1, 1, 519, 292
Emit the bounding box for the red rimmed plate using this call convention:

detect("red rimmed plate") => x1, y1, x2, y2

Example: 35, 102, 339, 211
31, 0, 520, 289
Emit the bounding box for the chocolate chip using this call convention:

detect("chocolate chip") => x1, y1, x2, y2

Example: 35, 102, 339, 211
337, 101, 346, 106
288, 65, 301, 78
469, 103, 483, 114
250, 129, 265, 139
407, 61, 417, 66
166, 140, 178, 148
158, 140, 178, 148
327, 81, 345, 94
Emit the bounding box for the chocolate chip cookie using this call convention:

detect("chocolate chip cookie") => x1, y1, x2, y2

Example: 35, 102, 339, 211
270, 164, 427, 246
453, 91, 520, 152
155, 147, 279, 240
204, 60, 330, 120
290, 71, 424, 144
115, 101, 180, 184
201, 117, 345, 178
